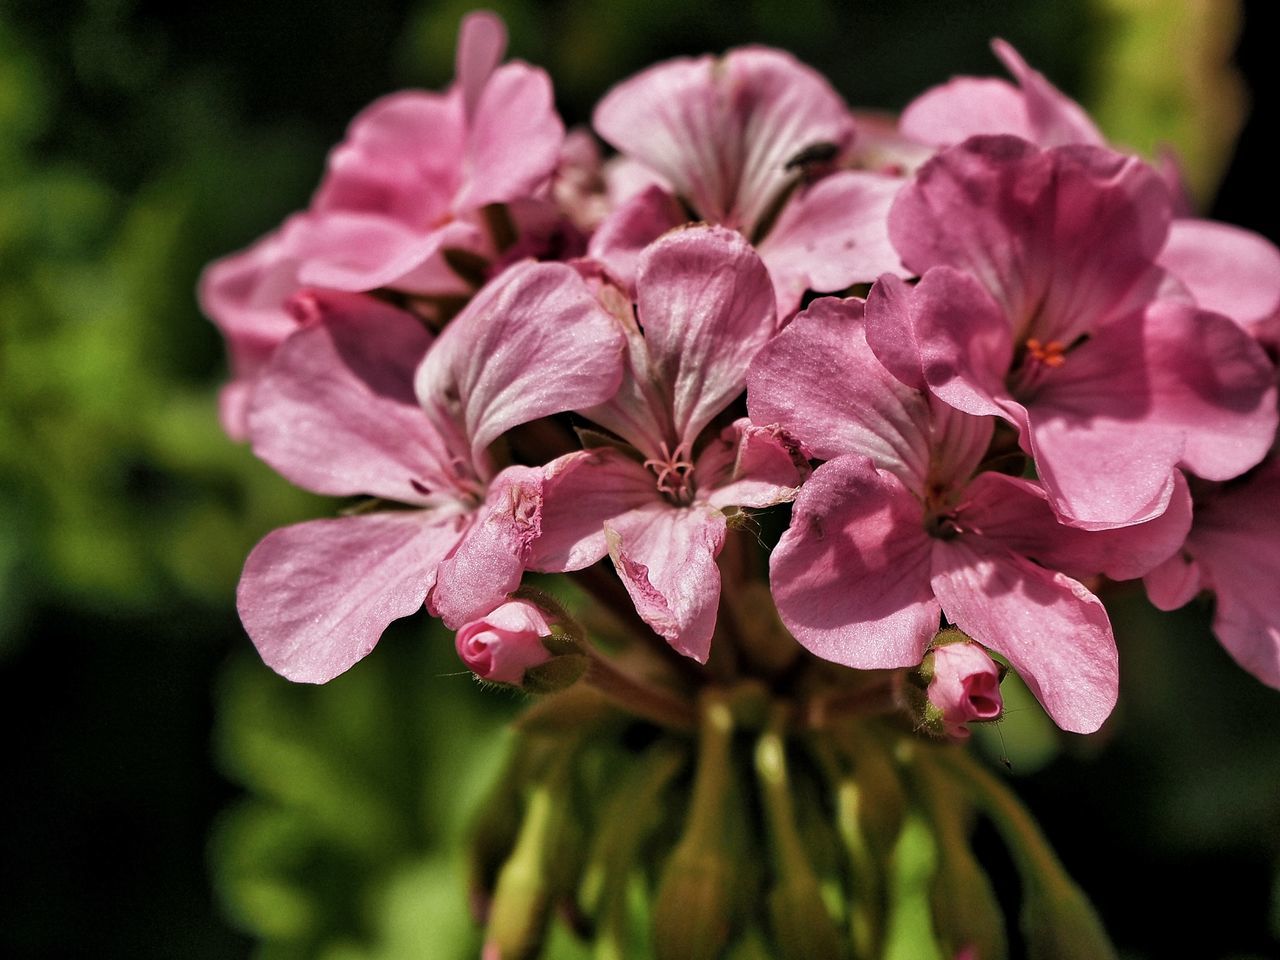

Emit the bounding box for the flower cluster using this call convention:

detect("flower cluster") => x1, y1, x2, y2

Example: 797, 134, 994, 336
203, 12, 1280, 737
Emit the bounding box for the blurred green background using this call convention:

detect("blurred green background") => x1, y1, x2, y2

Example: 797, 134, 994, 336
1, 0, 1277, 957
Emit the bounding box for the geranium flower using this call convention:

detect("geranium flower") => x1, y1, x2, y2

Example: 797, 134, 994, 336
236, 261, 623, 682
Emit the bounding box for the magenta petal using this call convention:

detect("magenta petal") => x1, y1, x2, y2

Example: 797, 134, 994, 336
635, 225, 777, 448
962, 471, 1192, 581
585, 185, 686, 296
989, 40, 1105, 148
1143, 552, 1203, 612
931, 537, 1118, 734
606, 505, 728, 663
529, 450, 659, 572
295, 214, 482, 294
429, 467, 544, 629
702, 419, 809, 509
455, 11, 507, 121
593, 47, 852, 231
757, 171, 905, 316
456, 62, 564, 212
416, 260, 626, 465
1158, 219, 1280, 335
247, 291, 455, 503
770, 456, 940, 669
238, 512, 463, 683
900, 77, 1032, 145
749, 296, 933, 489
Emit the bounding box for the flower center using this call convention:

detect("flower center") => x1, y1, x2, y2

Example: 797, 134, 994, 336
644, 441, 696, 505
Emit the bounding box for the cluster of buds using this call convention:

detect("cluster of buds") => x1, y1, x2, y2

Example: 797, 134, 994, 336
202, 11, 1279, 958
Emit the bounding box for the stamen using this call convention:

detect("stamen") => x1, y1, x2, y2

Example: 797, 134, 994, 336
1024, 337, 1067, 368
643, 441, 696, 503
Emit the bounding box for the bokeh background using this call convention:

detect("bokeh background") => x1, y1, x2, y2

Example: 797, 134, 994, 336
1, 0, 1277, 957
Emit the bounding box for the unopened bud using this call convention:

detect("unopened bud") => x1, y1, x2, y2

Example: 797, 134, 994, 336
907, 631, 1004, 740
455, 598, 586, 691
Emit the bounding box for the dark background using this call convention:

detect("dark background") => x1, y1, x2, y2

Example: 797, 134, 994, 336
1, 1, 1277, 957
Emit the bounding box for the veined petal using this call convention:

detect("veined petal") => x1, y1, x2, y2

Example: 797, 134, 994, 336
593, 46, 852, 231
585, 185, 685, 297
416, 260, 626, 468
636, 225, 777, 448
606, 504, 728, 663
238, 511, 465, 683
931, 536, 1118, 734
247, 291, 454, 504
770, 456, 940, 669
702, 419, 809, 509
989, 40, 1105, 148
757, 170, 905, 316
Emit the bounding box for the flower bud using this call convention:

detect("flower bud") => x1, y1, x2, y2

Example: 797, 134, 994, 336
906, 632, 1004, 740
455, 599, 585, 690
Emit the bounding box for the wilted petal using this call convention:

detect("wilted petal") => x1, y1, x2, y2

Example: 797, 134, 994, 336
606, 504, 728, 662
247, 291, 455, 504
637, 226, 777, 448
931, 536, 1118, 734
238, 511, 464, 683
416, 260, 626, 465
702, 419, 809, 509
770, 456, 940, 669
757, 171, 905, 316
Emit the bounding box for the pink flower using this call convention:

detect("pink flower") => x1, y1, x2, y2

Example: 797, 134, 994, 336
749, 297, 1192, 732
588, 46, 904, 316
235, 261, 624, 683
200, 12, 565, 438
455, 600, 554, 684
867, 136, 1277, 529
532, 226, 807, 661
927, 642, 1004, 740
1144, 455, 1280, 688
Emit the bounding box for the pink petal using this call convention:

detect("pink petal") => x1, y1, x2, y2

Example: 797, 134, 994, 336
749, 296, 933, 489
238, 511, 464, 683
770, 456, 940, 669
528, 450, 660, 572
900, 77, 1033, 145
702, 418, 809, 509
757, 171, 905, 316
1143, 551, 1203, 611
246, 291, 455, 504
415, 260, 626, 467
1158, 219, 1280, 334
455, 11, 507, 122
989, 40, 1106, 148
593, 47, 852, 231
931, 537, 1118, 734
606, 504, 728, 663
635, 225, 777, 448
455, 62, 565, 212
961, 471, 1192, 581
428, 466, 544, 629
585, 185, 686, 297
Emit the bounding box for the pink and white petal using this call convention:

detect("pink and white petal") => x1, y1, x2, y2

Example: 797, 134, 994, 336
900, 77, 1033, 146
585, 185, 686, 297
1137, 300, 1277, 481
313, 91, 464, 227
770, 456, 940, 669
990, 39, 1106, 148
238, 511, 464, 683
636, 225, 777, 447
748, 296, 933, 489
528, 450, 659, 572
1158, 219, 1280, 334
428, 466, 545, 629
455, 11, 507, 122
961, 470, 1192, 581
1143, 551, 1203, 611
703, 419, 809, 509
931, 537, 1118, 734
416, 260, 626, 465
758, 171, 905, 316
456, 62, 565, 211
247, 292, 454, 503
198, 218, 309, 347
606, 504, 728, 662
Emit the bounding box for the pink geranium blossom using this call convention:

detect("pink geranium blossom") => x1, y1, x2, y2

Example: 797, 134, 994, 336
867, 136, 1277, 529
927, 641, 1004, 740
1144, 455, 1280, 688
455, 600, 554, 684
236, 261, 623, 682
533, 226, 807, 661
200, 12, 565, 438
588, 46, 904, 315
750, 297, 1191, 732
